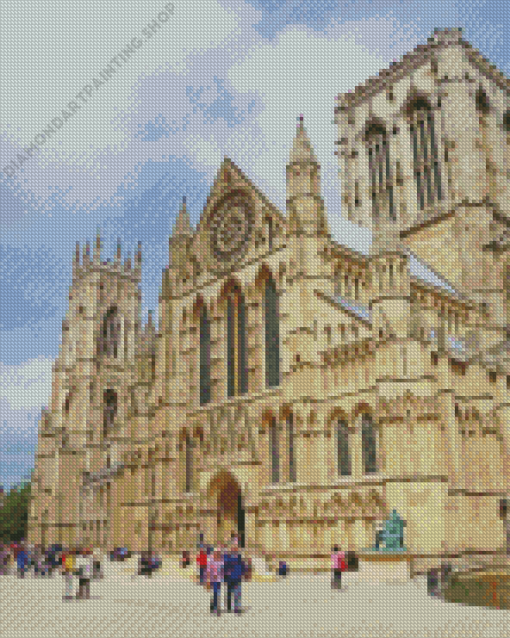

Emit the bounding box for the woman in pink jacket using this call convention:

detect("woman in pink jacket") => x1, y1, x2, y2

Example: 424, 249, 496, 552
206, 549, 224, 615
331, 546, 346, 590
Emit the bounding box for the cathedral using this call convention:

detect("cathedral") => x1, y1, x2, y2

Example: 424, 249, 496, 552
29, 28, 510, 574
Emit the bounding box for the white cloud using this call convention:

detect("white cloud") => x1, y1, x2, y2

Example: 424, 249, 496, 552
0, 356, 54, 411
1, 2, 419, 254
0, 0, 261, 204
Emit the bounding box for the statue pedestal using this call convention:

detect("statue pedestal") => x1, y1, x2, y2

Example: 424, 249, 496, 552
356, 551, 412, 583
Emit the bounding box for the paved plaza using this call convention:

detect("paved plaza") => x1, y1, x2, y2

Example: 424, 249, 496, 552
1, 557, 508, 638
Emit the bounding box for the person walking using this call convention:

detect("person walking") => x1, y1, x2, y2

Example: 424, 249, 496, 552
62, 548, 75, 599
0, 544, 9, 575
196, 546, 208, 585
331, 546, 346, 590
75, 548, 93, 599
32, 545, 41, 577
148, 551, 159, 576
223, 543, 246, 614
374, 520, 384, 550
92, 547, 102, 580
16, 543, 28, 579
137, 552, 145, 577
427, 567, 440, 597
206, 548, 224, 616
440, 563, 452, 596
45, 546, 55, 577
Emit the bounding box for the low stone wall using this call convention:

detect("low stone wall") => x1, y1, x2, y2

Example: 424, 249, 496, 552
444, 570, 510, 609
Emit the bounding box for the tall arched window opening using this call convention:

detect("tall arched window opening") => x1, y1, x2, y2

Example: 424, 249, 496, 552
270, 417, 280, 484
366, 122, 395, 222
226, 286, 248, 397
101, 306, 120, 358
265, 276, 280, 388
185, 432, 193, 493
361, 413, 378, 474
409, 99, 442, 210
287, 413, 296, 482
102, 389, 117, 441
336, 419, 351, 476
199, 305, 211, 405
503, 110, 510, 133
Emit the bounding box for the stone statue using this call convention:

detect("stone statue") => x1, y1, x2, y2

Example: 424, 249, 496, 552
372, 509, 407, 552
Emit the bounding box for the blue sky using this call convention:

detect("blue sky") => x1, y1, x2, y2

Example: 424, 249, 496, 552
0, 0, 508, 490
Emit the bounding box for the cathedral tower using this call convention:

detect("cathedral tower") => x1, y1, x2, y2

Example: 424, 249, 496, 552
29, 234, 143, 548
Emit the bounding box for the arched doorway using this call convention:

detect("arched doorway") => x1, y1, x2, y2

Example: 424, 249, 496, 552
207, 471, 245, 548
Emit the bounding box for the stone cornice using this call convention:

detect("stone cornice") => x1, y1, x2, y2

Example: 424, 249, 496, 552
335, 29, 510, 111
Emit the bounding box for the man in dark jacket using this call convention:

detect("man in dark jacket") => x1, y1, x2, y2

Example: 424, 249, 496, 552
223, 546, 246, 613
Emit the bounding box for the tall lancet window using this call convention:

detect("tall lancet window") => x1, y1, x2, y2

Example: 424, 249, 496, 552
226, 286, 248, 397
270, 416, 280, 484
265, 276, 280, 387
102, 389, 117, 440
287, 413, 296, 482
185, 432, 193, 493
336, 418, 351, 476
199, 305, 211, 405
366, 122, 395, 222
361, 413, 378, 474
101, 306, 120, 358
409, 98, 442, 210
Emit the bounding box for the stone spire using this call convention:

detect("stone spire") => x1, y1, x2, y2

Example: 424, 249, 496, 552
289, 115, 317, 165
173, 196, 192, 237
94, 228, 102, 264
286, 115, 327, 235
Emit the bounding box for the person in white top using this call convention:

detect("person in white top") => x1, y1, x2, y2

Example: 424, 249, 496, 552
92, 547, 102, 580
75, 548, 94, 599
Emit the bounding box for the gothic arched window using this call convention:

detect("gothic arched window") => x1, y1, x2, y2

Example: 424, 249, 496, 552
101, 306, 120, 358
265, 276, 280, 388
361, 413, 378, 474
270, 416, 280, 484
409, 98, 442, 210
503, 110, 510, 133
287, 413, 296, 482
226, 286, 248, 397
199, 305, 211, 405
336, 419, 351, 476
365, 121, 395, 222
102, 389, 117, 440
266, 217, 274, 250
185, 432, 193, 493
475, 87, 490, 115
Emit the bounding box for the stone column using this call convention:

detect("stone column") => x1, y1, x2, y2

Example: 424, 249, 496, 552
279, 520, 288, 553
441, 391, 464, 490
377, 421, 387, 474
497, 404, 510, 491
263, 521, 273, 554
244, 506, 257, 552
351, 425, 363, 478
199, 509, 217, 547
353, 518, 366, 551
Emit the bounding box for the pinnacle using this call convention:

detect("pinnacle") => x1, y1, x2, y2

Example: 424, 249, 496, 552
173, 196, 192, 236
289, 115, 317, 164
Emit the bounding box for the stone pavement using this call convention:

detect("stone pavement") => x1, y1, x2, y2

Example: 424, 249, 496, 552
0, 557, 508, 638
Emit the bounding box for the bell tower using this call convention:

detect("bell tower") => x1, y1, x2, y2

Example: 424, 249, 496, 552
30, 233, 143, 549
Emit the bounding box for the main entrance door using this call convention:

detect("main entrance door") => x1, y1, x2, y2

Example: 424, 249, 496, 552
208, 471, 245, 548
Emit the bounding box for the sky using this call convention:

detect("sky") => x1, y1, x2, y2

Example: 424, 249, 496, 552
0, 0, 508, 490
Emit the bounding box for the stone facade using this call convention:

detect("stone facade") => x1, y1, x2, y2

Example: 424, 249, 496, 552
29, 29, 510, 571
